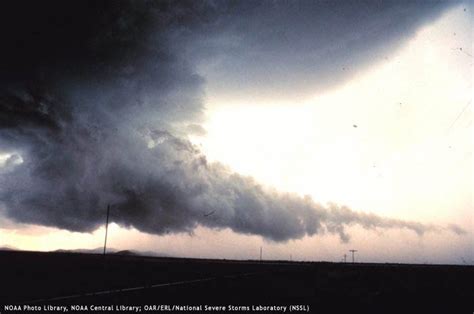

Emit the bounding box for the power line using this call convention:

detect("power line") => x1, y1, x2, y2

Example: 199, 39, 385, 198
446, 100, 471, 133
103, 204, 110, 255
349, 250, 358, 263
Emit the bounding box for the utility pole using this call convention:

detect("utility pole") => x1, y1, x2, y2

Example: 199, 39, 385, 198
103, 204, 110, 255
343, 254, 347, 263
349, 249, 357, 263
260, 247, 262, 261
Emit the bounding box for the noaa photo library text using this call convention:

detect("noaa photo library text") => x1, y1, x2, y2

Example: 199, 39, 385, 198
4, 304, 310, 313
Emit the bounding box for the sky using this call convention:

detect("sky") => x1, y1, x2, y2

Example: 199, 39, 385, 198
0, 1, 472, 264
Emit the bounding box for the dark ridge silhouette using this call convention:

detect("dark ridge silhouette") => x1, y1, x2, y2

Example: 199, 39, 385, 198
54, 247, 114, 254
114, 250, 138, 256
52, 247, 170, 258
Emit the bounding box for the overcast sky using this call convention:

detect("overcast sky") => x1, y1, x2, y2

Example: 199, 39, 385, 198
0, 0, 472, 264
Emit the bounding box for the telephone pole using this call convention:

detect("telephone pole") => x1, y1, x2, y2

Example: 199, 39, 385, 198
103, 204, 110, 255
349, 249, 357, 263
343, 254, 347, 263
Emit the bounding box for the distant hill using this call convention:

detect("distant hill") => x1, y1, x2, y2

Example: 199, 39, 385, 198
54, 247, 116, 254
0, 246, 169, 257
113, 249, 170, 257
53, 247, 169, 257
114, 250, 137, 256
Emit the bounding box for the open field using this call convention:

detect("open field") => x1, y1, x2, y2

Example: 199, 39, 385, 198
0, 250, 472, 313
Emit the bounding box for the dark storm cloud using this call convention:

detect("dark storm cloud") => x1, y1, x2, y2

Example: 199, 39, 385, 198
192, 0, 461, 101
0, 0, 465, 242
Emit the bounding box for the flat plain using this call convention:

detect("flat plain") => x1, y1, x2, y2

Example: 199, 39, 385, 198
0, 250, 472, 313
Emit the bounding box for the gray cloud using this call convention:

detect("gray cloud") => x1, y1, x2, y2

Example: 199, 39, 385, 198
192, 0, 460, 102
0, 0, 465, 242
447, 224, 469, 235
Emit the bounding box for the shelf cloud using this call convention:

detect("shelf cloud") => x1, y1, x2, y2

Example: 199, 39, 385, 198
0, 0, 464, 242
